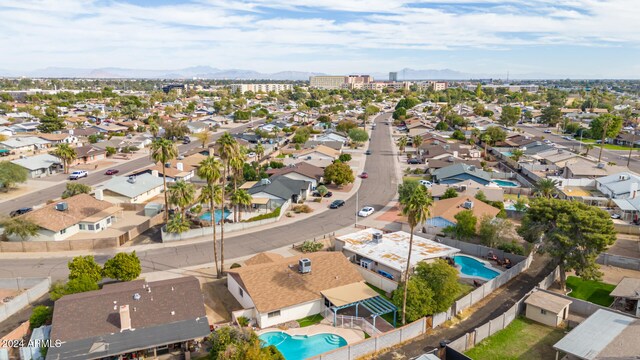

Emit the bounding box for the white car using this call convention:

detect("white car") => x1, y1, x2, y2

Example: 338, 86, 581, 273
419, 180, 433, 188
247, 152, 256, 158
611, 213, 621, 219
358, 206, 375, 217
68, 170, 88, 180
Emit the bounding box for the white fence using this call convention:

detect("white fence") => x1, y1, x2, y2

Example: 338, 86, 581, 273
332, 314, 381, 336
0, 277, 51, 323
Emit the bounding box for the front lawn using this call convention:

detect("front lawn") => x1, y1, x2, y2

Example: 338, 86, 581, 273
565, 276, 615, 306
297, 314, 324, 327
465, 317, 565, 360
580, 139, 634, 150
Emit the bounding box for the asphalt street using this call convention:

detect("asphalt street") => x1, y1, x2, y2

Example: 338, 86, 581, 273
0, 112, 398, 280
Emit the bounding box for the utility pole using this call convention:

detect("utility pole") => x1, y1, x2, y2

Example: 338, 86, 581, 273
355, 191, 359, 227
628, 117, 638, 167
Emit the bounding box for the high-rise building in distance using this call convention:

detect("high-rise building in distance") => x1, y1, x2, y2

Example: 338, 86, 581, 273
389, 72, 398, 82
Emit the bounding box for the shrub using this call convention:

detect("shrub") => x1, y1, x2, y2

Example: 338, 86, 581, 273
244, 206, 281, 222
230, 263, 242, 269
292, 205, 313, 214
237, 316, 250, 327
29, 306, 53, 329
300, 240, 323, 253
498, 241, 525, 255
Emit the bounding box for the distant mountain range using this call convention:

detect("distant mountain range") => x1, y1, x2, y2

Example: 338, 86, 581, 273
0, 66, 569, 80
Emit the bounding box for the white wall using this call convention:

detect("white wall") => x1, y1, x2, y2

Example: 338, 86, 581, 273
525, 304, 565, 327
227, 275, 256, 310
257, 299, 324, 328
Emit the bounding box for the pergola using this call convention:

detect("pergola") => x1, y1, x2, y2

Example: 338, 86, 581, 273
321, 282, 397, 328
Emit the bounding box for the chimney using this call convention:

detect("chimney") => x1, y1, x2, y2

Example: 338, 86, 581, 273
632, 182, 638, 199
152, 169, 159, 177
176, 162, 184, 171
119, 304, 132, 331
94, 189, 103, 201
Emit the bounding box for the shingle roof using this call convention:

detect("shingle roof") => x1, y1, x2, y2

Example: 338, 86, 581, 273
609, 277, 640, 299
23, 194, 115, 232
11, 154, 61, 171
267, 162, 324, 181
244, 252, 284, 266
430, 196, 500, 224
432, 163, 491, 182
228, 252, 364, 313
1, 136, 51, 149
298, 144, 340, 158
247, 176, 309, 201
74, 145, 106, 158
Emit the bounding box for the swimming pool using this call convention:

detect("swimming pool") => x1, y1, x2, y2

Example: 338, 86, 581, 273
501, 151, 513, 157
259, 331, 347, 360
492, 179, 519, 187
198, 209, 232, 224
454, 255, 500, 280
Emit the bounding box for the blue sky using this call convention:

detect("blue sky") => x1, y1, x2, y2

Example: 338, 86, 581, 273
1, 0, 639, 78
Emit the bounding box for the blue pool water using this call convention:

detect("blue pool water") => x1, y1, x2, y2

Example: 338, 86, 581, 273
455, 255, 500, 280
501, 151, 513, 157
198, 209, 232, 224
492, 179, 519, 187
259, 332, 347, 360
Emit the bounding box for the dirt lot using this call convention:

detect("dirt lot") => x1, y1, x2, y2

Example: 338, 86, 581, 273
200, 277, 243, 324
608, 234, 640, 258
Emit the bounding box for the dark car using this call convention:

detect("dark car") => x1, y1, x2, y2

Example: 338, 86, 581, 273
105, 169, 119, 175
182, 138, 191, 144
329, 200, 345, 209
312, 191, 333, 198
9, 207, 33, 217
407, 158, 421, 164
360, 172, 369, 179
365, 150, 372, 155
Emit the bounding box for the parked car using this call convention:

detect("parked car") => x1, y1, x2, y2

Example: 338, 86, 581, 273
329, 200, 345, 209
358, 206, 375, 217
9, 207, 33, 217
105, 169, 119, 175
419, 180, 433, 187
182, 137, 191, 144
247, 152, 256, 158
360, 172, 369, 179
407, 158, 421, 164
312, 190, 333, 198
543, 129, 552, 134
69, 170, 88, 180
611, 213, 621, 219
365, 150, 372, 155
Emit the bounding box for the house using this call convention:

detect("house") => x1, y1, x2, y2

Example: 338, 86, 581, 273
247, 176, 311, 210
185, 121, 210, 134
610, 277, 640, 317
0, 136, 51, 152
563, 158, 627, 179
316, 131, 348, 144
595, 172, 640, 199
37, 133, 79, 145
71, 145, 107, 165
432, 163, 492, 185
427, 158, 483, 171
553, 309, 640, 360
426, 197, 500, 228
614, 132, 640, 147
228, 251, 386, 328
46, 276, 210, 360
0, 125, 14, 137
304, 140, 343, 151
266, 162, 324, 188
533, 148, 581, 167
334, 229, 459, 288
11, 154, 63, 178
430, 181, 504, 202
9, 121, 40, 133
524, 290, 572, 327
91, 123, 128, 134
297, 144, 341, 161
12, 194, 120, 242
137, 164, 193, 182
97, 173, 164, 204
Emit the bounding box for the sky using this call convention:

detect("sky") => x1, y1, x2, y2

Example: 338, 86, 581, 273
1, 0, 640, 78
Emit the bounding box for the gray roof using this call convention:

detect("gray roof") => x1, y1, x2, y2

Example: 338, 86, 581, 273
432, 163, 491, 182
11, 154, 61, 170
304, 140, 343, 150
101, 173, 164, 198
248, 176, 309, 200
609, 277, 640, 299
553, 309, 636, 360
1, 136, 50, 149
596, 172, 640, 196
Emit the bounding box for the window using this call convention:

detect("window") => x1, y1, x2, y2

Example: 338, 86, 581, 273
267, 310, 280, 318
60, 228, 66, 234
88, 224, 95, 231
106, 217, 111, 225
79, 224, 85, 230
239, 288, 244, 297
95, 223, 101, 230
540, 309, 547, 315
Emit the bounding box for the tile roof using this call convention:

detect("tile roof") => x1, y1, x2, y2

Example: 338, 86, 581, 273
267, 162, 324, 181
228, 252, 363, 313
244, 252, 284, 266
430, 196, 500, 224
298, 144, 340, 158
23, 194, 115, 232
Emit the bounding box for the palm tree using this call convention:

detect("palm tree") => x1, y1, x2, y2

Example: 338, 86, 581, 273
412, 135, 423, 149
0, 217, 39, 241
584, 144, 594, 156
216, 132, 239, 277
229, 148, 247, 221
168, 180, 196, 216
230, 189, 252, 221
534, 178, 559, 198
398, 136, 408, 154
255, 143, 265, 163
198, 155, 223, 273
399, 185, 433, 325
52, 144, 77, 174
598, 116, 613, 163
481, 134, 491, 159
166, 213, 191, 234
510, 149, 524, 162
150, 138, 178, 221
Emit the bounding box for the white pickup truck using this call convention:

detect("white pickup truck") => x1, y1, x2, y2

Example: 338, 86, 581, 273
68, 170, 88, 180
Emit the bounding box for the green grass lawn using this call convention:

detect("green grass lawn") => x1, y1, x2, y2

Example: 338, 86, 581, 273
456, 282, 475, 299
402, 176, 427, 182
565, 276, 615, 306
580, 139, 635, 150
297, 314, 324, 327
465, 317, 565, 360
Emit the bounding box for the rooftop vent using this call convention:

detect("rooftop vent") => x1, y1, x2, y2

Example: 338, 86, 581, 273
260, 178, 271, 186
372, 232, 383, 244
468, 165, 476, 171
597, 163, 605, 169
462, 200, 474, 209
127, 175, 136, 184
133, 293, 141, 300
299, 258, 311, 274
55, 202, 68, 211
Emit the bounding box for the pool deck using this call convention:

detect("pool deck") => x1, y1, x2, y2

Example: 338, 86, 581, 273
257, 324, 365, 344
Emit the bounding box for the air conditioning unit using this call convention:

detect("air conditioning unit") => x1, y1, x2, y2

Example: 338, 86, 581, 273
299, 258, 311, 274
360, 258, 374, 270
55, 202, 68, 211
372, 232, 383, 244
462, 200, 474, 209
127, 175, 136, 183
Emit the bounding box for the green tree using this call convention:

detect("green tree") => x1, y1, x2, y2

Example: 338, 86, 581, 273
499, 106, 521, 127
68, 255, 103, 283
50, 276, 100, 301
209, 326, 284, 360
397, 136, 408, 154
315, 185, 329, 202
37, 106, 65, 133
150, 138, 178, 221
518, 198, 616, 290
484, 126, 507, 145
478, 216, 515, 247
338, 153, 352, 163
510, 149, 524, 162
348, 128, 369, 147
61, 182, 91, 199
234, 110, 251, 121
392, 107, 406, 120
590, 114, 623, 162
445, 209, 477, 240
540, 106, 562, 126
435, 121, 448, 131
292, 126, 311, 144
29, 306, 53, 329
481, 134, 491, 158
168, 180, 196, 216
392, 277, 434, 323
399, 184, 433, 324
0, 217, 39, 241
51, 143, 77, 174
0, 161, 28, 189
412, 135, 423, 148
584, 143, 594, 156
166, 213, 191, 233
230, 189, 252, 221
148, 119, 160, 137
534, 178, 559, 198
451, 129, 466, 141
513, 197, 528, 212
441, 188, 458, 199
254, 143, 265, 162
336, 119, 357, 133
323, 161, 355, 187
102, 251, 142, 281
195, 129, 211, 149
414, 259, 461, 313
398, 179, 420, 204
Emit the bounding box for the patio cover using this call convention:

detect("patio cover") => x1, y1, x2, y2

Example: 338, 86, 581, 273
613, 198, 638, 212
610, 277, 640, 299
251, 197, 270, 205
321, 282, 379, 307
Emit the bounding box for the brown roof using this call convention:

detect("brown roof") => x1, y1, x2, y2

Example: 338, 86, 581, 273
427, 158, 482, 170
50, 276, 206, 343
525, 291, 572, 313
228, 252, 363, 313
66, 128, 99, 137
244, 252, 284, 266
74, 145, 106, 158
37, 133, 71, 141
267, 162, 324, 181
298, 144, 340, 159
23, 194, 115, 232
430, 196, 500, 224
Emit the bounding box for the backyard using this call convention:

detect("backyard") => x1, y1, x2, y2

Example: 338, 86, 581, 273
565, 276, 615, 307
464, 317, 566, 360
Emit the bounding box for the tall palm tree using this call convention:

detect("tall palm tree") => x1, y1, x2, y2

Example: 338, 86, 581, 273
598, 116, 613, 163
534, 178, 559, 198
412, 135, 423, 149
481, 134, 491, 159
148, 119, 160, 138
230, 189, 252, 222
216, 132, 239, 277
255, 143, 265, 162
229, 148, 247, 221
52, 143, 77, 174
150, 138, 178, 221
398, 136, 408, 154
399, 185, 433, 325
168, 180, 196, 216
197, 156, 224, 275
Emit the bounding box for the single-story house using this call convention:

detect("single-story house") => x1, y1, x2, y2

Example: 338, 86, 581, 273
430, 181, 504, 202
0, 125, 14, 137
432, 163, 492, 185
70, 145, 107, 166
610, 277, 640, 317
137, 164, 193, 182
46, 276, 210, 360
97, 173, 164, 204
317, 131, 348, 144
297, 144, 341, 161
14, 194, 121, 242
524, 290, 572, 327
0, 136, 51, 152
92, 123, 128, 133
425, 196, 500, 228
304, 140, 343, 151
247, 176, 311, 210
614, 132, 640, 147
427, 158, 483, 171
563, 158, 627, 179
11, 154, 63, 178
9, 121, 40, 133
595, 172, 640, 199
185, 121, 209, 134
334, 229, 459, 287
553, 309, 640, 360
37, 133, 79, 145
266, 162, 324, 188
